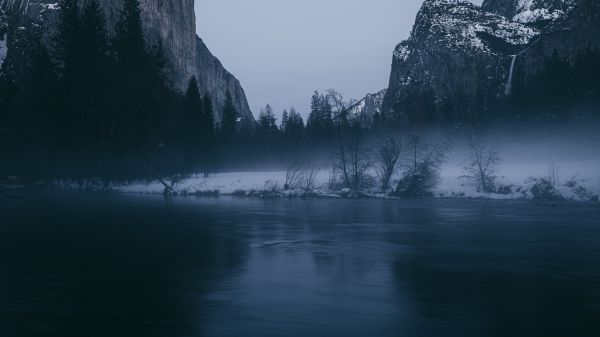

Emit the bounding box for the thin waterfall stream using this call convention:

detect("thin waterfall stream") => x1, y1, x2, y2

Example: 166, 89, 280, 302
505, 54, 517, 95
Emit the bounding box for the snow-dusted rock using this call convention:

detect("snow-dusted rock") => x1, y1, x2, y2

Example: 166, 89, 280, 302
383, 0, 537, 124
382, 0, 599, 125
347, 89, 387, 122
482, 0, 576, 24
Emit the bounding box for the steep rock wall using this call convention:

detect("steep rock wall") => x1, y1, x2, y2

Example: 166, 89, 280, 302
0, 0, 254, 122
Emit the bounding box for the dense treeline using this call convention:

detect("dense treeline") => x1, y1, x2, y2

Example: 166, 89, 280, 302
0, 0, 223, 183
0, 0, 351, 183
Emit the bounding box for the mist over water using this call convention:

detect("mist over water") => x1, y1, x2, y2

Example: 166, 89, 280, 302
443, 120, 600, 179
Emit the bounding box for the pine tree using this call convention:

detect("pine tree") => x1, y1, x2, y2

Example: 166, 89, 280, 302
14, 42, 59, 179
56, 0, 82, 64
114, 0, 146, 68
307, 91, 321, 138
280, 109, 289, 132
56, 0, 89, 176
255, 104, 278, 157
257, 104, 278, 137
220, 90, 238, 142
80, 0, 111, 161
201, 93, 216, 176
55, 0, 115, 177
185, 77, 203, 125
111, 0, 170, 155
183, 76, 204, 170
306, 91, 333, 142
285, 107, 304, 150
81, 0, 109, 64
202, 93, 215, 139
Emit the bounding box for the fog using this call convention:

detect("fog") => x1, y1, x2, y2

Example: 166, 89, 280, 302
439, 121, 600, 195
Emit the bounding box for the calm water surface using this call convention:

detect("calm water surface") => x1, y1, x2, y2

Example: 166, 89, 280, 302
1, 191, 599, 337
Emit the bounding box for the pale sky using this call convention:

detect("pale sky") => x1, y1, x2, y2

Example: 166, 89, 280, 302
195, 0, 483, 119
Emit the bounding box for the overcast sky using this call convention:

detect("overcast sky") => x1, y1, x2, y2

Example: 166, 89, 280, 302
195, 0, 483, 119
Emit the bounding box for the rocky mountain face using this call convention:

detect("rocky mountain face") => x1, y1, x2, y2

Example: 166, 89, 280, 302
517, 0, 600, 76
382, 0, 599, 125
482, 0, 576, 24
348, 89, 386, 123
0, 0, 254, 124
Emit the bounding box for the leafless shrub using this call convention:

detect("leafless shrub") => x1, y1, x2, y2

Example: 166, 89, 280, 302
284, 160, 322, 193
300, 161, 321, 193
395, 134, 449, 198
375, 136, 402, 190
285, 160, 304, 190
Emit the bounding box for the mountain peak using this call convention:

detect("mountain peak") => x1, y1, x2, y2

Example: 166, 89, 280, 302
408, 0, 538, 55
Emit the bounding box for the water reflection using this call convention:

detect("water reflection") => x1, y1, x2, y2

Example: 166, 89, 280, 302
1, 193, 599, 337
0, 192, 249, 337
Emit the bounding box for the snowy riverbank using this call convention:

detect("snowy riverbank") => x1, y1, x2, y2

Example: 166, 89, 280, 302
105, 166, 600, 203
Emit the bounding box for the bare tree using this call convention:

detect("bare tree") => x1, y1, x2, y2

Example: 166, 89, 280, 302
334, 115, 373, 193
327, 89, 373, 194
464, 137, 500, 193
375, 136, 402, 190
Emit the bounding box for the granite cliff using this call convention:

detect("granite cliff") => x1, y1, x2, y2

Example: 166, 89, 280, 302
381, 0, 599, 125
0, 0, 254, 123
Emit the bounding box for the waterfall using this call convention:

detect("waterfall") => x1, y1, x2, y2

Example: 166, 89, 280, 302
504, 55, 517, 95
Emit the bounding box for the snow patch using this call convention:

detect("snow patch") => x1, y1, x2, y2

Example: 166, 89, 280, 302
514, 8, 565, 23
394, 45, 411, 61
513, 0, 575, 23
419, 0, 539, 54
43, 3, 60, 11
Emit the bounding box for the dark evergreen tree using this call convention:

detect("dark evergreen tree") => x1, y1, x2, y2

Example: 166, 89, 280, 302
201, 93, 216, 176
113, 0, 146, 68
12, 43, 60, 180
280, 109, 289, 132
202, 93, 216, 140
257, 104, 278, 139
56, 0, 82, 64
573, 48, 600, 98
80, 0, 112, 172
110, 0, 172, 164
220, 90, 238, 142
56, 0, 92, 179
284, 107, 305, 151
183, 76, 204, 170
54, 0, 116, 178
255, 104, 278, 159
306, 91, 333, 143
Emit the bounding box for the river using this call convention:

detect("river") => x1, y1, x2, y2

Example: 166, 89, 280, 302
1, 191, 599, 336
